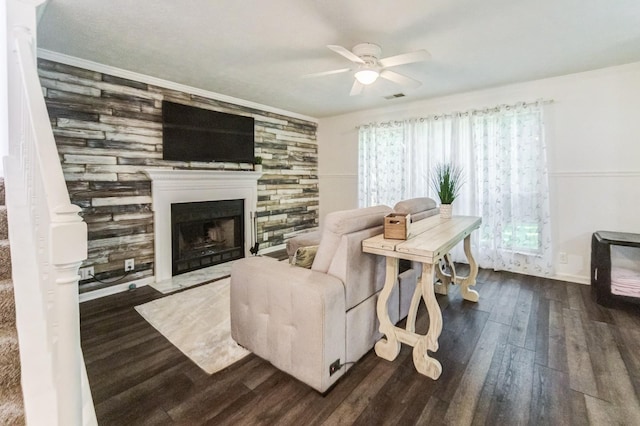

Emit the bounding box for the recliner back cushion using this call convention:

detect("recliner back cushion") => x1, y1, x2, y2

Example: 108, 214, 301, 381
394, 197, 438, 222
312, 205, 392, 273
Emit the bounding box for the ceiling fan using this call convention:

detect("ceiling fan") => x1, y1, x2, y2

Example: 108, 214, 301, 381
306, 43, 431, 96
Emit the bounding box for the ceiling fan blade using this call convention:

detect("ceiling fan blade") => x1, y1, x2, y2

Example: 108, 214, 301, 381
302, 68, 351, 78
379, 50, 431, 68
328, 45, 365, 64
380, 70, 422, 88
349, 80, 365, 96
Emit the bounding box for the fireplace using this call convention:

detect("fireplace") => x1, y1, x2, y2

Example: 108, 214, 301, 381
145, 169, 262, 284
171, 199, 244, 275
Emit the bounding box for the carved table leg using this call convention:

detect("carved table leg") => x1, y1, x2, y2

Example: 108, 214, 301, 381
412, 263, 443, 379
433, 253, 456, 296
374, 256, 401, 361
459, 235, 479, 302
405, 277, 423, 334
445, 253, 458, 282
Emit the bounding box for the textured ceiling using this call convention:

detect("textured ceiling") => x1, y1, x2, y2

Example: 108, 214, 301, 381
37, 0, 640, 118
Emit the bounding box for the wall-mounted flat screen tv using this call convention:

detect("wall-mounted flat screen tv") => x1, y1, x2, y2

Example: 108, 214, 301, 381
162, 101, 255, 163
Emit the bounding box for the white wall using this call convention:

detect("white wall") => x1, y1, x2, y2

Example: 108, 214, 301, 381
318, 61, 640, 284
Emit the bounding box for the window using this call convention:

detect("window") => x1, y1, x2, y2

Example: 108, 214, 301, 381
358, 102, 553, 276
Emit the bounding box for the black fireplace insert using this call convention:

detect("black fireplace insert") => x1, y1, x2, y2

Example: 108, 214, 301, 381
171, 199, 244, 275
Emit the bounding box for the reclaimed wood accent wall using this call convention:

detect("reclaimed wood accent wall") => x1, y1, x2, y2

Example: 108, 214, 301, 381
38, 58, 319, 294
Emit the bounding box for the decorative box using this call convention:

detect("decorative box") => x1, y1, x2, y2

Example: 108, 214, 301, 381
384, 213, 411, 240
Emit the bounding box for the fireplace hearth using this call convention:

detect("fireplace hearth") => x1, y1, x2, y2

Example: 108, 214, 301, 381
171, 199, 244, 275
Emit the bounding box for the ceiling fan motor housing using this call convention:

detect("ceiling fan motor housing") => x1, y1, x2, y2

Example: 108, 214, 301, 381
353, 43, 382, 65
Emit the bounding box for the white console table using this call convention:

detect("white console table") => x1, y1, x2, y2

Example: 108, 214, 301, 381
362, 215, 481, 379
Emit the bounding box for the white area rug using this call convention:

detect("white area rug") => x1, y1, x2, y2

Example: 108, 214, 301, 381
135, 277, 250, 374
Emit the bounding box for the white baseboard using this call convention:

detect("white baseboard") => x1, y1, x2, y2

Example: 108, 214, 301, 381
552, 273, 590, 285
79, 276, 155, 303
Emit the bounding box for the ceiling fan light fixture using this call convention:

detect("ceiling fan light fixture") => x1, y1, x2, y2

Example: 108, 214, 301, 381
354, 68, 379, 85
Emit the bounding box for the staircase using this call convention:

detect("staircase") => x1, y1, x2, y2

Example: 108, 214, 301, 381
0, 178, 24, 424
5, 2, 97, 424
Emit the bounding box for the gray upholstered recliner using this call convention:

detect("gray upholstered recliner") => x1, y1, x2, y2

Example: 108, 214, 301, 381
230, 205, 402, 392
230, 199, 439, 393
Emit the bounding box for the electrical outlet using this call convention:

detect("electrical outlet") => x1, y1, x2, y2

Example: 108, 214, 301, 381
559, 252, 568, 264
329, 359, 341, 376
79, 266, 94, 281
125, 258, 135, 272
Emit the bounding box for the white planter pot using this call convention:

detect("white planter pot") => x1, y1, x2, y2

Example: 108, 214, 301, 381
440, 204, 452, 219
254, 164, 263, 172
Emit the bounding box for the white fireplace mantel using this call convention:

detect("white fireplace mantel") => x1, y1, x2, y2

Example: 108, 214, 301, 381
145, 169, 262, 282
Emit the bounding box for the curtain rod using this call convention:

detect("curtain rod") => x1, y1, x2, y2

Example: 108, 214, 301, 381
357, 98, 554, 129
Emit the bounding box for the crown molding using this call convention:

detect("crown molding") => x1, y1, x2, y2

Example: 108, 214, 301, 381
36, 49, 319, 124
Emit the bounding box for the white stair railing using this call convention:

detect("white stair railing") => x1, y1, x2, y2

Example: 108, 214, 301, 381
5, 2, 96, 424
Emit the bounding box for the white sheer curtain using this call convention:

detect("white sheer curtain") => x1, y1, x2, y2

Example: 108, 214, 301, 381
472, 104, 553, 276
358, 101, 553, 276
359, 116, 473, 208
358, 121, 406, 208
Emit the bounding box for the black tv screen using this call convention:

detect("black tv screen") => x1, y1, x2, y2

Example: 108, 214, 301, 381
162, 101, 255, 163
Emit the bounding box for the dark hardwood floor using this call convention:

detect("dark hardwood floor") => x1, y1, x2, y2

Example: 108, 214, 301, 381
80, 267, 640, 425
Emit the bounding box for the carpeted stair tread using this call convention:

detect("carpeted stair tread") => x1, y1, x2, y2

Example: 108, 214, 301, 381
0, 207, 7, 241
0, 326, 21, 389
0, 386, 24, 425
0, 280, 16, 327
0, 241, 11, 281
0, 178, 23, 424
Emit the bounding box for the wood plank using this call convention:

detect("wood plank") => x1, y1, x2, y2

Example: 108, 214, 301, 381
320, 357, 404, 425
508, 286, 534, 347
530, 364, 572, 425
301, 349, 384, 425
584, 394, 618, 424
441, 306, 490, 365
523, 281, 541, 351
166, 361, 259, 423
566, 282, 587, 311
562, 308, 598, 396
547, 300, 568, 372
488, 278, 520, 325
534, 297, 550, 367
415, 396, 449, 425
485, 344, 535, 425
214, 371, 311, 424
583, 320, 640, 422
611, 321, 640, 378
444, 321, 509, 425
94, 362, 194, 425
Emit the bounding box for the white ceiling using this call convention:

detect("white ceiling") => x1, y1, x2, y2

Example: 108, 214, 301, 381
37, 0, 640, 118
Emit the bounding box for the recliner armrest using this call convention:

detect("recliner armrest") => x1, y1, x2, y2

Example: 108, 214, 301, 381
229, 256, 346, 393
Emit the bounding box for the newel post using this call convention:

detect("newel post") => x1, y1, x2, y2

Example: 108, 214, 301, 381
50, 205, 87, 426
